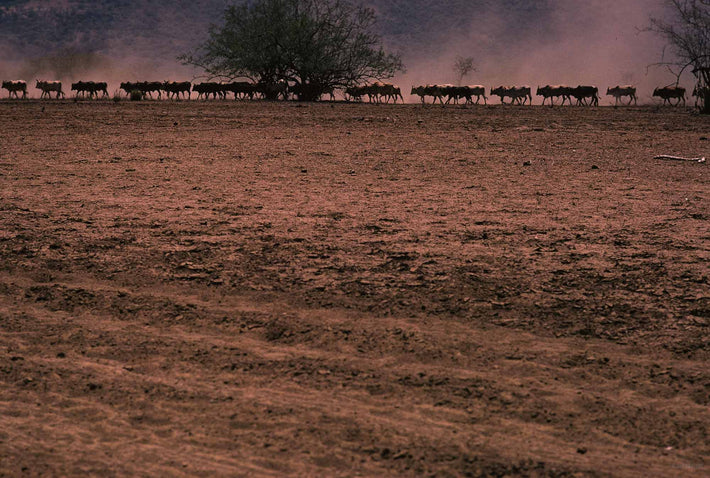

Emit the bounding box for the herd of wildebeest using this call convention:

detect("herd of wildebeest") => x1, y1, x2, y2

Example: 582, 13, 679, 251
0, 79, 699, 106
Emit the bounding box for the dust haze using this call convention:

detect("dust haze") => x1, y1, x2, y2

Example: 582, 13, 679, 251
397, 0, 678, 104
0, 0, 687, 103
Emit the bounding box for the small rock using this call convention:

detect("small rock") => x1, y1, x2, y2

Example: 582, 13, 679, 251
523, 161, 531, 166
577, 447, 587, 454
591, 165, 599, 170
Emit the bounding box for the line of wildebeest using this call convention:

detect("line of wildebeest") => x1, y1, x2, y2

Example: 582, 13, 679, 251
0, 79, 696, 106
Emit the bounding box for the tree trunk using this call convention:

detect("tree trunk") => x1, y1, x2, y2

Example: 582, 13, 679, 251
296, 83, 323, 102
702, 90, 710, 114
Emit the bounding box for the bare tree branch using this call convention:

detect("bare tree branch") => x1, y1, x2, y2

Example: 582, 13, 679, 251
649, 0, 710, 110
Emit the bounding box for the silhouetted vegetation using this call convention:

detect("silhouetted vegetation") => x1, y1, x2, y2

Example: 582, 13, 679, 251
650, 0, 710, 112
0, 1, 547, 75
181, 0, 404, 101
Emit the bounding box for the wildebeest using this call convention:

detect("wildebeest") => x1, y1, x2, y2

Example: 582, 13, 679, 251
257, 80, 289, 100
119, 81, 163, 99
321, 86, 336, 101
345, 85, 367, 102
140, 81, 163, 99
358, 82, 403, 104
192, 82, 225, 100
225, 81, 257, 100
606, 85, 637, 106
2, 80, 27, 99
71, 81, 108, 99
440, 85, 462, 104
490, 86, 532, 105
571, 85, 599, 106
653, 86, 686, 106
120, 82, 137, 96
377, 83, 404, 104
442, 85, 487, 105
290, 83, 338, 101
163, 81, 191, 100
536, 85, 572, 106
411, 85, 445, 105
36, 80, 65, 99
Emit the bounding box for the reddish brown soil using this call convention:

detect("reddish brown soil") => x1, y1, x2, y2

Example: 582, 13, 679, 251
0, 100, 707, 477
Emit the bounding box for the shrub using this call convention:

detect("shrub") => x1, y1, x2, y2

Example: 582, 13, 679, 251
130, 90, 143, 101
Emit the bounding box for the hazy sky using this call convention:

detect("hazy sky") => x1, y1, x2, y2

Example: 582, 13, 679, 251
398, 0, 673, 100
0, 0, 684, 102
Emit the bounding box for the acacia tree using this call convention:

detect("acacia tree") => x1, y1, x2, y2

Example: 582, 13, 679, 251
181, 0, 404, 100
650, 0, 710, 111
453, 56, 475, 86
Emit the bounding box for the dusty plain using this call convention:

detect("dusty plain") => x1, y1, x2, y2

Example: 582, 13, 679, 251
0, 99, 708, 477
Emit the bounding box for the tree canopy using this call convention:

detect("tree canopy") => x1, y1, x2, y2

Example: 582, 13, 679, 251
650, 0, 710, 110
181, 0, 404, 100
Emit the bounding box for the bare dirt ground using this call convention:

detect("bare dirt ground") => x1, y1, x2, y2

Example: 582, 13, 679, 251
0, 99, 707, 477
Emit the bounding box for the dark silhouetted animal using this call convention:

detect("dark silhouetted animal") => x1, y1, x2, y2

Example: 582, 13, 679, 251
442, 85, 487, 105
71, 81, 108, 99
653, 86, 686, 106
571, 85, 599, 106
36, 80, 64, 99
410, 85, 445, 105
163, 81, 191, 100
2, 80, 27, 99
536, 85, 572, 106
490, 86, 531, 105
606, 86, 637, 106
225, 81, 257, 100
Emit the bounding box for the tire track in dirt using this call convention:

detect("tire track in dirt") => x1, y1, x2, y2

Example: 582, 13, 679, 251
0, 101, 707, 476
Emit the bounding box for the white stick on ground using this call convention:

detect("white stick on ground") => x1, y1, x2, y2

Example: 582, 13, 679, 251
654, 155, 706, 163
